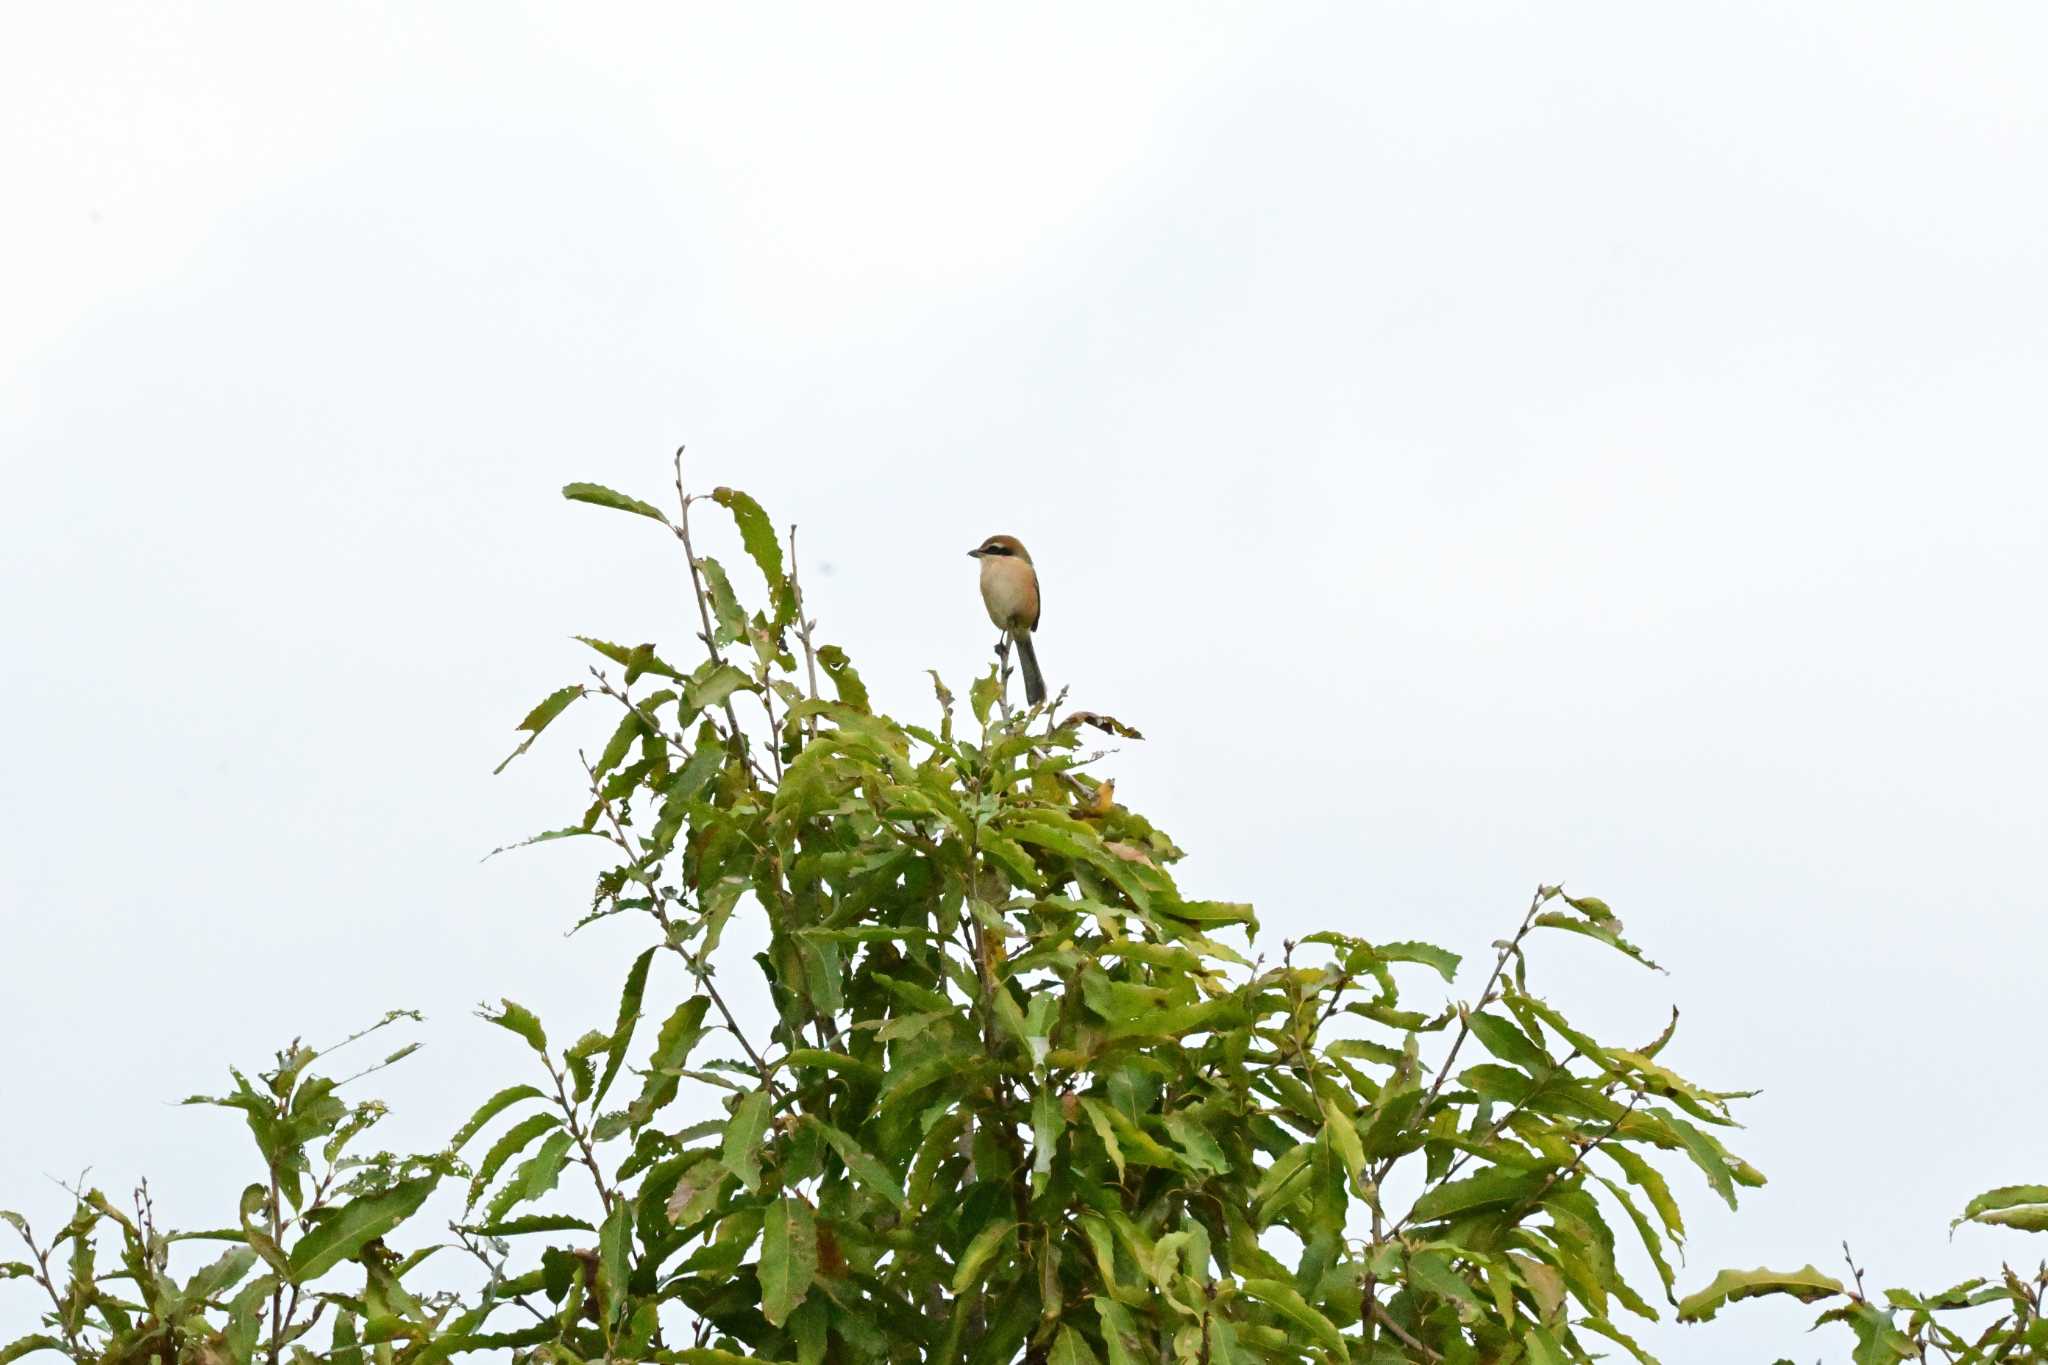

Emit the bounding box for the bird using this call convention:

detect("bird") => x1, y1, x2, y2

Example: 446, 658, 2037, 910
968, 534, 1045, 705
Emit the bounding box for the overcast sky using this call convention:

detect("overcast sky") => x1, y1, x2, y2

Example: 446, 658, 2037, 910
5, 4, 2045, 1358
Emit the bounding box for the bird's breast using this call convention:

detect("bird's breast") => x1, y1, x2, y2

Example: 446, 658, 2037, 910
979, 557, 1038, 631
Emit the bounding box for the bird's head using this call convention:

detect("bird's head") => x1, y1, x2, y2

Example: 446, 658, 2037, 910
968, 534, 1032, 563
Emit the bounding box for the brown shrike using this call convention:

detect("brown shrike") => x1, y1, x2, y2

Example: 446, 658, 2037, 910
968, 534, 1045, 705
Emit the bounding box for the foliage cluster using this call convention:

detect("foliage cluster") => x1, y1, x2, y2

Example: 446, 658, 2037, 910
6, 463, 2042, 1363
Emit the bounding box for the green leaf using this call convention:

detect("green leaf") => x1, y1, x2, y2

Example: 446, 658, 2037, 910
485, 1131, 573, 1222
1162, 1111, 1226, 1175
1596, 1176, 1676, 1302
664, 1158, 733, 1229
1522, 1324, 1568, 1365
816, 645, 869, 710
481, 999, 547, 1054
1600, 1143, 1686, 1242
1379, 940, 1462, 981
970, 670, 1000, 726
469, 1112, 560, 1205
1240, 1277, 1344, 1355
287, 1175, 438, 1280
1562, 893, 1616, 920
573, 635, 684, 681
760, 1196, 818, 1327
563, 481, 669, 523
1047, 1325, 1103, 1365
1677, 1265, 1847, 1323
448, 1085, 548, 1152
181, 1245, 259, 1304
494, 685, 586, 773
1320, 1101, 1365, 1189
1080, 1099, 1179, 1176
693, 556, 749, 646
1094, 1299, 1144, 1365
599, 1200, 632, 1325
595, 948, 656, 1108
1532, 911, 1663, 971
1033, 1088, 1065, 1194
0, 1337, 64, 1365
1953, 1184, 2048, 1232
1468, 1010, 1552, 1076
1578, 1317, 1657, 1365
461, 1214, 595, 1237
625, 996, 713, 1128
710, 486, 793, 620
1651, 1107, 1739, 1210
1408, 1165, 1551, 1223
952, 1219, 1017, 1295
1409, 1250, 1486, 1313
721, 1089, 773, 1192
685, 661, 754, 713
807, 1118, 909, 1211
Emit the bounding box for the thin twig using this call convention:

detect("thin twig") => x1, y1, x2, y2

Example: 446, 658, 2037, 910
670, 447, 761, 780
1524, 1088, 1646, 1208
788, 524, 822, 742
578, 753, 788, 1106
1368, 886, 1550, 1189
1370, 1301, 1443, 1362
543, 1054, 615, 1215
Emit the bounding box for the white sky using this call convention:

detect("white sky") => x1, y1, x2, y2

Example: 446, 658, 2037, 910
4, 4, 2045, 1358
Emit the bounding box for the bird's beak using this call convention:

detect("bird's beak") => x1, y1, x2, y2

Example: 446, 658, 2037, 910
966, 549, 982, 558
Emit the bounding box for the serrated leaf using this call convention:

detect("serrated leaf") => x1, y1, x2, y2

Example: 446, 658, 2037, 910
807, 1118, 908, 1210
625, 996, 712, 1128
760, 1196, 817, 1327
494, 686, 586, 773
1468, 1010, 1552, 1076
1651, 1108, 1739, 1210
1047, 1324, 1102, 1365
460, 1214, 595, 1237
595, 948, 655, 1108
693, 556, 748, 646
1532, 911, 1663, 971
563, 481, 669, 523
448, 1085, 548, 1153
1953, 1185, 2048, 1231
469, 1112, 561, 1206
709, 487, 793, 621
816, 644, 868, 710
684, 661, 753, 713
1408, 1165, 1551, 1223
1379, 940, 1462, 981
1240, 1276, 1344, 1355
485, 1131, 573, 1223
952, 1219, 1016, 1295
1676, 1265, 1846, 1323
288, 1175, 438, 1280
1597, 1176, 1676, 1302
721, 1089, 773, 1191
481, 999, 547, 1054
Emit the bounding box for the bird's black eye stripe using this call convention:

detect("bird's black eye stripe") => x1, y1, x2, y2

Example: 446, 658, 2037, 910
983, 543, 1007, 555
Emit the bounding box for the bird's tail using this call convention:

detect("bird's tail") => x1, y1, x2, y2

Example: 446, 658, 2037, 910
1014, 632, 1046, 705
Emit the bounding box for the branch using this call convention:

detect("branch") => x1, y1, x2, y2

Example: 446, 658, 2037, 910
577, 753, 789, 1107
542, 1053, 615, 1216
1369, 1301, 1443, 1362
670, 446, 764, 784
1369, 886, 1550, 1188
788, 524, 822, 744
1523, 1087, 1645, 1209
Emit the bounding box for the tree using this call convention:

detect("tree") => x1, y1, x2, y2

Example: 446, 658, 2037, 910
5, 460, 2040, 1363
